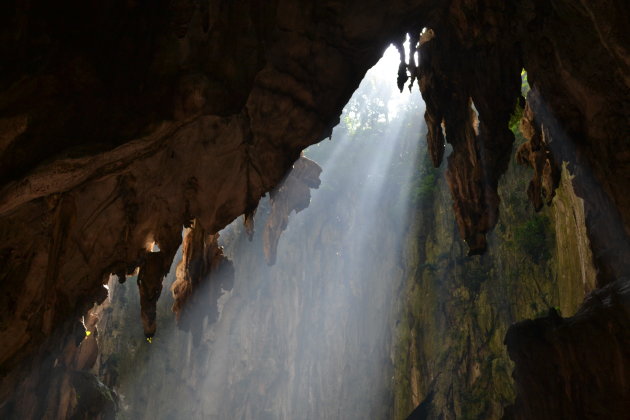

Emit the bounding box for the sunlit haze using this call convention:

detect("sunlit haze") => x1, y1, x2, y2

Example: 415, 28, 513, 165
102, 44, 427, 420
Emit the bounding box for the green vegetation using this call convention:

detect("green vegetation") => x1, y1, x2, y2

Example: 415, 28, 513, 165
341, 77, 391, 135
414, 171, 437, 202
509, 69, 531, 143
520, 70, 530, 96
391, 103, 584, 419
412, 154, 440, 205
514, 214, 553, 263
508, 102, 523, 138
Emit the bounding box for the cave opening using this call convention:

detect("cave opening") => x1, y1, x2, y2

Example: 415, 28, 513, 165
87, 44, 427, 419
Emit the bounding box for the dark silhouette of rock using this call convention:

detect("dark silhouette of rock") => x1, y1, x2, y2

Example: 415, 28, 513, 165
263, 155, 322, 265
504, 280, 630, 420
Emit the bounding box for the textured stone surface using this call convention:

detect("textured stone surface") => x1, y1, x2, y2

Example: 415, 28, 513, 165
263, 156, 321, 265
394, 134, 596, 420
171, 223, 234, 339
504, 280, 630, 420
515, 1, 630, 285
516, 99, 560, 212
414, 2, 521, 254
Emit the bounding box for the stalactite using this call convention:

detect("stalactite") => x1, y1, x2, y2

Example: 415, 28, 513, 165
171, 221, 234, 342
516, 97, 560, 211
416, 16, 521, 254
137, 252, 166, 338
262, 155, 322, 265
244, 207, 257, 241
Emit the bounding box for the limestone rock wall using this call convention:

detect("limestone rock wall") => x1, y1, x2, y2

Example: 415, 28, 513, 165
394, 133, 597, 419
504, 280, 630, 420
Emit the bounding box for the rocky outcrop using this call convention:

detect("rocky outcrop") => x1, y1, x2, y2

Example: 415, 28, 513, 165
263, 155, 322, 265
504, 280, 630, 420
413, 3, 522, 254
137, 252, 169, 338
515, 2, 630, 285
1, 305, 117, 420
394, 132, 597, 419
516, 99, 560, 212
171, 222, 234, 339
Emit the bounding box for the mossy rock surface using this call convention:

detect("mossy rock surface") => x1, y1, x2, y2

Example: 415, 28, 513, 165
393, 134, 596, 419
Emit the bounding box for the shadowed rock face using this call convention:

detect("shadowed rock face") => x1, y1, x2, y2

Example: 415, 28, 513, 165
504, 280, 630, 420
263, 155, 322, 265
137, 252, 168, 338
514, 1, 630, 286
0, 0, 629, 418
170, 222, 234, 340
516, 97, 561, 212
414, 3, 522, 255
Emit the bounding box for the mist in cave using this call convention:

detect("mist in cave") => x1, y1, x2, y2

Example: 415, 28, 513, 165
96, 46, 426, 419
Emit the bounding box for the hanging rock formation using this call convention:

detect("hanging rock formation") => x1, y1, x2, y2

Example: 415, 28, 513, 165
515, 98, 560, 212
393, 132, 598, 419
171, 222, 234, 340
263, 155, 322, 265
514, 2, 630, 286
0, 0, 629, 418
136, 252, 168, 338
412, 4, 522, 254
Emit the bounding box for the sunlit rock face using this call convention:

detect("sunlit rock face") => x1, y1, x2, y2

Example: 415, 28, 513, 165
0, 0, 629, 418
515, 99, 560, 213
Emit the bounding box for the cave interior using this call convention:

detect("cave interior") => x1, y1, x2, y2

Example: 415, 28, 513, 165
0, 1, 629, 419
